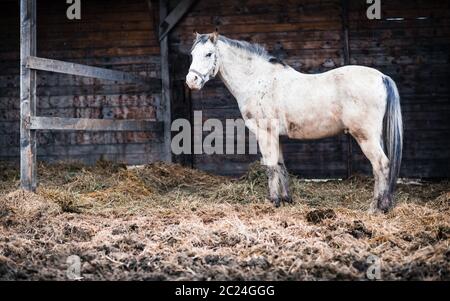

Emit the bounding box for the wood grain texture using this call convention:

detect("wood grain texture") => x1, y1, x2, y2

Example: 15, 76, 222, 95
26, 56, 154, 84
170, 0, 449, 179
1, 0, 165, 166
159, 0, 197, 41
20, 0, 37, 191
29, 117, 163, 132
2, 0, 449, 179
159, 0, 173, 162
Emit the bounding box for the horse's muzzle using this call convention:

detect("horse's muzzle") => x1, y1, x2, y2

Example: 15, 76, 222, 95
186, 72, 203, 90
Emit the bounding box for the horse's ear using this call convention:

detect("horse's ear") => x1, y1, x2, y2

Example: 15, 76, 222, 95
193, 31, 200, 40
209, 30, 219, 44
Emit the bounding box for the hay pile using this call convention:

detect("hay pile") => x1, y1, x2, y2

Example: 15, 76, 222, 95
0, 160, 449, 280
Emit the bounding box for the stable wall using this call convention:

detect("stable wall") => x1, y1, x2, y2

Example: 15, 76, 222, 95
169, 0, 450, 178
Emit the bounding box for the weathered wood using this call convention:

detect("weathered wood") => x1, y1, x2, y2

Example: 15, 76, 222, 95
20, 0, 37, 191
29, 117, 163, 132
341, 0, 350, 65
2, 0, 166, 168
159, 0, 197, 41
341, 0, 353, 179
2, 0, 449, 179
171, 0, 351, 178
147, 0, 153, 13
159, 0, 172, 162
26, 56, 154, 85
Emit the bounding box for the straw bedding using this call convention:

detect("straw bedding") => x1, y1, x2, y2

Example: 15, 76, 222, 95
0, 161, 448, 280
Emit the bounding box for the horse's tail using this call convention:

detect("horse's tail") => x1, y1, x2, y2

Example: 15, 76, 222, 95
382, 76, 403, 200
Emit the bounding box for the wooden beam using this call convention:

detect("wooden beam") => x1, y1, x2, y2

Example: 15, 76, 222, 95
147, 0, 153, 12
341, 0, 350, 65
159, 0, 197, 41
20, 0, 37, 191
29, 117, 163, 132
341, 0, 353, 179
159, 0, 173, 162
26, 56, 154, 85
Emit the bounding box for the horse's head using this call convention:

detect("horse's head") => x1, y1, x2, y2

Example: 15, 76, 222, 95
186, 31, 220, 90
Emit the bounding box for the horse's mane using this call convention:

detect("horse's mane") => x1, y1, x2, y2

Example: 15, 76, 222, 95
192, 34, 286, 66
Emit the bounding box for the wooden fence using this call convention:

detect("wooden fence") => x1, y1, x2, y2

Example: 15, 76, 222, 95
18, 0, 196, 190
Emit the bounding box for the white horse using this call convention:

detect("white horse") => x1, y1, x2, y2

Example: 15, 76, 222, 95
186, 32, 403, 213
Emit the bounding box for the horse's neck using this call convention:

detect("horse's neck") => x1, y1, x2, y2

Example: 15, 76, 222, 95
217, 42, 272, 109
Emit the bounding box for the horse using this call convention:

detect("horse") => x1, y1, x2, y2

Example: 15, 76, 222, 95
186, 31, 403, 213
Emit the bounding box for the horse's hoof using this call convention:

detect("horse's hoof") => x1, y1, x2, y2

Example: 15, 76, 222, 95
377, 205, 392, 214
282, 195, 293, 204
269, 197, 281, 208
368, 197, 392, 214
377, 197, 393, 214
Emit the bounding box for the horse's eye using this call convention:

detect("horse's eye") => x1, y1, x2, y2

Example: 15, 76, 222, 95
206, 53, 213, 58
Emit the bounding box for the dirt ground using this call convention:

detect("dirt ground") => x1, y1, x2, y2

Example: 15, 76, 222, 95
0, 161, 449, 280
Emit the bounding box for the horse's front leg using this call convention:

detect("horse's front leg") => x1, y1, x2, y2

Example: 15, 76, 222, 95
257, 129, 282, 207
278, 163, 292, 204
278, 145, 292, 203
265, 165, 281, 207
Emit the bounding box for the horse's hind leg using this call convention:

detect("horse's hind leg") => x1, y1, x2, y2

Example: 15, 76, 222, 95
353, 133, 390, 213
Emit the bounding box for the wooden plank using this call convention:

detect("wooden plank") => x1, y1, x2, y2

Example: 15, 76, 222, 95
341, 0, 350, 65
38, 153, 163, 166
29, 117, 163, 132
147, 0, 154, 14
20, 0, 37, 191
1, 143, 160, 156
159, 0, 172, 162
26, 56, 153, 84
159, 0, 197, 41
341, 0, 353, 179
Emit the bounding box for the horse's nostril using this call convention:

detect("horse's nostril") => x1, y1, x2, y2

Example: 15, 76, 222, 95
193, 75, 198, 81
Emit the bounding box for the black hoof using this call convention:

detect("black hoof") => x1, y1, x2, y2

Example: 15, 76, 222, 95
269, 197, 281, 208
377, 196, 393, 213
282, 195, 293, 204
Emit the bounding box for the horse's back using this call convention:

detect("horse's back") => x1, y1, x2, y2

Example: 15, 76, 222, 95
279, 65, 388, 139
326, 65, 384, 76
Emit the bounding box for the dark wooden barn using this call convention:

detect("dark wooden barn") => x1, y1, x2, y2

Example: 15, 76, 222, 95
1, 0, 449, 190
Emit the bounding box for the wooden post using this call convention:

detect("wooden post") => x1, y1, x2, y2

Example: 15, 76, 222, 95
20, 0, 37, 191
341, 0, 350, 66
159, 0, 172, 162
341, 0, 353, 179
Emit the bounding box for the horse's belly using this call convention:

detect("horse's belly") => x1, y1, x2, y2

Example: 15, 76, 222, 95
287, 124, 344, 140
284, 111, 344, 140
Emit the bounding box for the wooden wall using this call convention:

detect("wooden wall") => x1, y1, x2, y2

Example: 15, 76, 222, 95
170, 0, 350, 177
348, 0, 450, 178
1, 0, 448, 179
170, 0, 450, 178
0, 0, 164, 165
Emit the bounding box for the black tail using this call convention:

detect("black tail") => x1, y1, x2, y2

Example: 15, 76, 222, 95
382, 76, 403, 200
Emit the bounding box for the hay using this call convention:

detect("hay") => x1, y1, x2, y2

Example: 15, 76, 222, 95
0, 160, 448, 280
